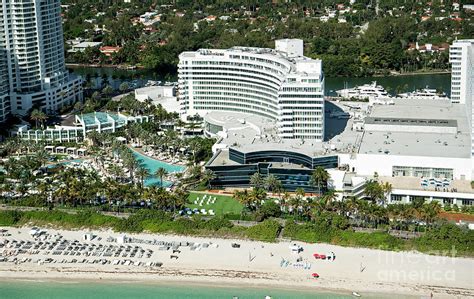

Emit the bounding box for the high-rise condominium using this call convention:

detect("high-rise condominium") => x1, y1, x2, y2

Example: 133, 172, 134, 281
0, 0, 83, 122
178, 39, 325, 141
450, 40, 474, 106
0, 12, 10, 122
450, 40, 474, 156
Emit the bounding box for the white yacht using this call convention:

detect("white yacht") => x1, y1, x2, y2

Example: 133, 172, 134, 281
398, 87, 449, 100
336, 82, 391, 100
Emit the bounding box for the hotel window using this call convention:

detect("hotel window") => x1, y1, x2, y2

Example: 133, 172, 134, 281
390, 195, 404, 202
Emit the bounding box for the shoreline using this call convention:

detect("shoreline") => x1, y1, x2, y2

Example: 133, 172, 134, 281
0, 275, 413, 298
1, 227, 472, 298
66, 63, 144, 70
377, 70, 450, 77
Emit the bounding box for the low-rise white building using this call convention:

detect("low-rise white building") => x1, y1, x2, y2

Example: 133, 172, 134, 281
134, 86, 179, 113
341, 99, 472, 181
68, 41, 102, 53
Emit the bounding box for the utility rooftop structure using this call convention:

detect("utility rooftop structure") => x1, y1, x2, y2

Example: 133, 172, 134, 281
178, 39, 325, 141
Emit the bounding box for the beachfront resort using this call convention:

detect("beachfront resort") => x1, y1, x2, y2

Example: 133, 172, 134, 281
0, 16, 473, 297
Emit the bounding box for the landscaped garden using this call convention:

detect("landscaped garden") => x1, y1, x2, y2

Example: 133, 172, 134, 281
186, 192, 243, 216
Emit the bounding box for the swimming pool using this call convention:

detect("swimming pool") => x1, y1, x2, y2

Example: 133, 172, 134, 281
131, 149, 185, 187
46, 159, 85, 168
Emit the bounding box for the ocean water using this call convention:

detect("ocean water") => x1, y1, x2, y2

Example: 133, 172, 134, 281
0, 281, 406, 299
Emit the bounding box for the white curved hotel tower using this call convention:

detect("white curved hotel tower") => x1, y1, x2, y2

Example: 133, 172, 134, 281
0, 0, 83, 122
178, 39, 325, 141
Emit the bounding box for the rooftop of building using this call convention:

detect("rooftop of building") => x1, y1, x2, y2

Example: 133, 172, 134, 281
204, 109, 360, 158
134, 86, 180, 113
71, 41, 102, 48
379, 176, 474, 195
358, 99, 471, 159
179, 39, 321, 75
206, 149, 240, 167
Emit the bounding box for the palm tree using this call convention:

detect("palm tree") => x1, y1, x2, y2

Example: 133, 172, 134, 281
380, 181, 392, 205
202, 169, 216, 189
421, 201, 441, 228
295, 187, 305, 200
250, 172, 263, 189
136, 165, 150, 189
30, 109, 41, 128
30, 109, 47, 128
154, 167, 168, 188
122, 151, 139, 183
249, 187, 266, 210
233, 189, 252, 215
109, 164, 124, 182
289, 195, 301, 216
264, 174, 280, 193
281, 191, 291, 213
322, 189, 338, 208
310, 166, 330, 195
34, 150, 49, 168
364, 180, 384, 204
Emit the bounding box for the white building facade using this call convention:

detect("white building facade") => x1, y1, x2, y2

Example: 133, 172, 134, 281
0, 0, 83, 120
449, 39, 474, 177
178, 39, 325, 140
0, 47, 9, 123
450, 40, 474, 104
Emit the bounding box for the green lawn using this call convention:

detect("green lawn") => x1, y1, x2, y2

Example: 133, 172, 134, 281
187, 192, 243, 216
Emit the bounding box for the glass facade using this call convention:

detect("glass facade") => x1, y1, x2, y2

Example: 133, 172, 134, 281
229, 148, 338, 169
208, 148, 337, 192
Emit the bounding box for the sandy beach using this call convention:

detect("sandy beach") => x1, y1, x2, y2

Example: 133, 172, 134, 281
1, 227, 472, 298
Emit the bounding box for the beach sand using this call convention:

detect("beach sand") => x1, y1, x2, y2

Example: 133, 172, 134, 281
1, 227, 472, 298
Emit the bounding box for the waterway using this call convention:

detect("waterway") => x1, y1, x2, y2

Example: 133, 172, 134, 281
68, 66, 451, 96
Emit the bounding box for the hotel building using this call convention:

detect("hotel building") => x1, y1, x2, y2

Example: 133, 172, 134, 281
178, 39, 325, 141
0, 0, 83, 121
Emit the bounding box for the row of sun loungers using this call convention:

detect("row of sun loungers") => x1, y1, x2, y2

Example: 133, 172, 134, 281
180, 208, 215, 215
193, 195, 217, 206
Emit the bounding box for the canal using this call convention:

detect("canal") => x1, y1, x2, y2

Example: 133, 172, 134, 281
68, 66, 451, 96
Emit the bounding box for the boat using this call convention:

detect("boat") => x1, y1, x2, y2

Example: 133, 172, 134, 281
329, 111, 351, 119
336, 82, 391, 100
352, 291, 361, 297
397, 87, 448, 100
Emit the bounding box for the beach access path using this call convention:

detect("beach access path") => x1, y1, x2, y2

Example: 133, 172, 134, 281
0, 227, 472, 298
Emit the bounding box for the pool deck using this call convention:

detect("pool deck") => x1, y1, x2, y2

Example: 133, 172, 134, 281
128, 145, 185, 168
